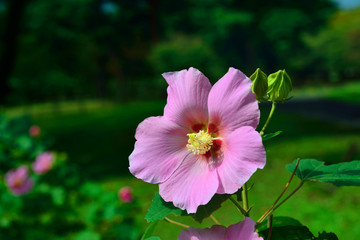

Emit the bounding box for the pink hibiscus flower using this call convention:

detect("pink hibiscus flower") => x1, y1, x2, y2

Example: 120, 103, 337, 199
32, 152, 55, 174
129, 67, 266, 213
29, 125, 41, 137
5, 166, 34, 195
178, 217, 263, 240
118, 186, 133, 203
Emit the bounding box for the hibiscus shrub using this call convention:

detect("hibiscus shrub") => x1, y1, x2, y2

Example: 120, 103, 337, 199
129, 67, 360, 240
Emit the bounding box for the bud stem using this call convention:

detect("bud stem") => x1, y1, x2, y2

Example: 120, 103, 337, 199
242, 183, 249, 216
267, 214, 273, 240
210, 214, 221, 225
229, 196, 248, 216
164, 217, 190, 229
260, 102, 277, 136
256, 159, 303, 224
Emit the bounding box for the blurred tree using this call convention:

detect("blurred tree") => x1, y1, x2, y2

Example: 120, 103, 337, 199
153, 0, 336, 76
0, 0, 339, 105
302, 8, 360, 82
0, 0, 27, 105
148, 34, 224, 81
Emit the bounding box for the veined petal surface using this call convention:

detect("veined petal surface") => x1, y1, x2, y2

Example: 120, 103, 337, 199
159, 153, 219, 213
208, 68, 259, 135
163, 67, 212, 129
129, 116, 189, 184
216, 126, 266, 194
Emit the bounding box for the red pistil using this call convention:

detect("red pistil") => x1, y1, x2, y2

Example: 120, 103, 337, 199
191, 123, 205, 132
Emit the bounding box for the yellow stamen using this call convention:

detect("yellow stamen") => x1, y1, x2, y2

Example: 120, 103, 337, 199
187, 130, 213, 155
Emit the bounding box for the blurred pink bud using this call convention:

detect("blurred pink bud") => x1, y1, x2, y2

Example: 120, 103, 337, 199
5, 166, 34, 195
118, 187, 133, 202
29, 125, 41, 137
32, 152, 55, 174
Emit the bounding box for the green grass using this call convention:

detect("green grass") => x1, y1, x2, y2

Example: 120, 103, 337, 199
293, 80, 360, 104
5, 97, 360, 239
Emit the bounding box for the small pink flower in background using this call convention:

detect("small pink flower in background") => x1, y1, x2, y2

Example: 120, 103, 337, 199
5, 166, 34, 195
178, 217, 263, 240
32, 152, 54, 174
29, 125, 41, 137
118, 186, 133, 202
129, 68, 266, 213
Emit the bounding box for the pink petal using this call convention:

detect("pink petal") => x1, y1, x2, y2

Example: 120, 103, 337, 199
162, 67, 212, 130
216, 126, 266, 194
226, 217, 263, 240
159, 154, 219, 213
208, 68, 259, 135
12, 178, 34, 195
178, 225, 227, 240
129, 116, 189, 184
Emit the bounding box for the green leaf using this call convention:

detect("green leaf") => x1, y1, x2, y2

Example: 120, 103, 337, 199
315, 231, 339, 240
262, 131, 282, 141
71, 230, 101, 240
141, 221, 159, 240
51, 187, 66, 206
145, 192, 230, 224
259, 225, 314, 240
145, 193, 186, 222
257, 216, 303, 232
191, 194, 230, 223
146, 237, 161, 240
286, 159, 360, 186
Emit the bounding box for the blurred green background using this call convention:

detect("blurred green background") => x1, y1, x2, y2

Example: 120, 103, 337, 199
0, 0, 360, 239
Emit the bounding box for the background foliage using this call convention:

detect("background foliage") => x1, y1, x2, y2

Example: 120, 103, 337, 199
1, 0, 359, 105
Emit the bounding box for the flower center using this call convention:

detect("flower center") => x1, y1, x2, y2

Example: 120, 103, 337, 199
14, 177, 23, 187
187, 130, 213, 155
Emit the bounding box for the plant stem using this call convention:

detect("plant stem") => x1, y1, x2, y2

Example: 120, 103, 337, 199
267, 214, 273, 240
242, 183, 249, 216
164, 217, 189, 229
260, 102, 277, 136
257, 159, 300, 223
229, 196, 247, 216
210, 214, 221, 225
257, 180, 305, 224
272, 181, 305, 212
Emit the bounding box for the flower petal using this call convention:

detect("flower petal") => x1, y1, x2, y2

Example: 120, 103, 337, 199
129, 116, 189, 184
12, 178, 34, 195
159, 154, 219, 213
178, 225, 227, 240
216, 126, 266, 194
208, 67, 259, 135
163, 67, 212, 129
226, 217, 263, 240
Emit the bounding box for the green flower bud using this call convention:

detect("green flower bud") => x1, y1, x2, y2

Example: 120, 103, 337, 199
250, 68, 268, 100
267, 69, 293, 102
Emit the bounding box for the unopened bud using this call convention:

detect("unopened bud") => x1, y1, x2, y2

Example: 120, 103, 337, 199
267, 70, 292, 102
118, 186, 133, 203
250, 68, 268, 100
29, 125, 41, 137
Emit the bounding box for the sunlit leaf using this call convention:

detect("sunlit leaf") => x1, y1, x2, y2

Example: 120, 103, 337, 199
287, 159, 360, 186
145, 193, 186, 222
262, 131, 282, 141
